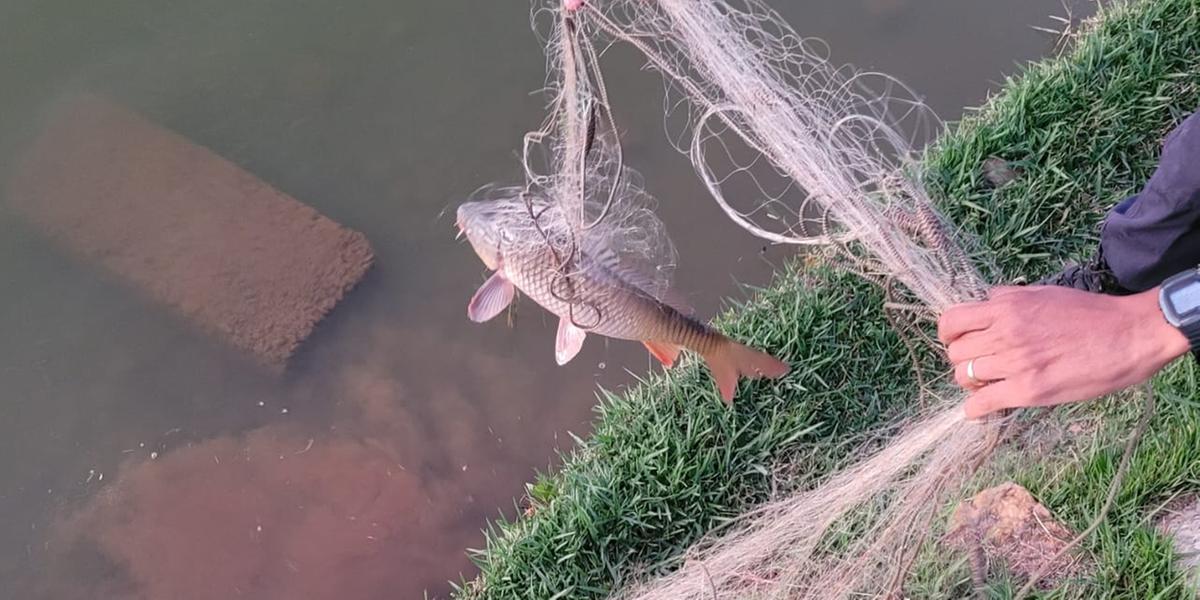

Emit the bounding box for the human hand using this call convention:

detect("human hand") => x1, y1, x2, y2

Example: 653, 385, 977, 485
937, 285, 1189, 419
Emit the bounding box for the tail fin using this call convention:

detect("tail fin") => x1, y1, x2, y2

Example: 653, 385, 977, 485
702, 342, 789, 404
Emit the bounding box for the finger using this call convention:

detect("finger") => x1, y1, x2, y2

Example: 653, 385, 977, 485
952, 362, 983, 390
952, 355, 1003, 390
937, 301, 996, 345
945, 330, 1004, 364
962, 380, 1024, 420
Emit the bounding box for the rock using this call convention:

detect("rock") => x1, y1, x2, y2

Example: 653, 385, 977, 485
945, 482, 1089, 590
981, 156, 1020, 188
1155, 495, 1200, 588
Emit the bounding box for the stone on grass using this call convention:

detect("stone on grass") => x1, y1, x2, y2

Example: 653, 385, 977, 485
945, 482, 1091, 590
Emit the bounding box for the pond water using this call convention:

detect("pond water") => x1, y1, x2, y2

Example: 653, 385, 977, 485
0, 1, 1090, 598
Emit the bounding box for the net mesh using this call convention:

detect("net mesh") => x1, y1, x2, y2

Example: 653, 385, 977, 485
470, 7, 678, 309
579, 0, 992, 308
526, 0, 1019, 597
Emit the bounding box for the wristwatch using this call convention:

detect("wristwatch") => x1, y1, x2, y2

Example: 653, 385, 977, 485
1159, 266, 1200, 358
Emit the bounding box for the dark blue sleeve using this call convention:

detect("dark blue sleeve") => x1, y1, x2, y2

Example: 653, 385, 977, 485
1100, 110, 1200, 292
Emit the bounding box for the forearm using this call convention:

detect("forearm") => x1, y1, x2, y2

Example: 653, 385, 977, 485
1122, 286, 1190, 367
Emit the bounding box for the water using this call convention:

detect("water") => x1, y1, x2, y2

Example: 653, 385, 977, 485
0, 1, 1089, 598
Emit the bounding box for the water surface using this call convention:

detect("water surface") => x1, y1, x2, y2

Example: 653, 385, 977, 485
0, 1, 1089, 597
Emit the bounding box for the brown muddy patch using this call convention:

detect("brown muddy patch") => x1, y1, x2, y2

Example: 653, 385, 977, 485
945, 482, 1091, 590
35, 324, 559, 600
45, 427, 453, 599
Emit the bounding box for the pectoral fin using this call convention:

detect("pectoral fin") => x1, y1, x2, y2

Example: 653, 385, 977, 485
555, 317, 587, 365
643, 340, 682, 368
467, 272, 515, 323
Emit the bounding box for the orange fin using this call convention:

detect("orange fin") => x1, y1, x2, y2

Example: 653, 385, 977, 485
642, 340, 682, 368
702, 342, 789, 404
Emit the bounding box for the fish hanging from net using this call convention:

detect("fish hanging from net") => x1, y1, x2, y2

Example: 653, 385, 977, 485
546, 0, 1041, 597
456, 7, 788, 402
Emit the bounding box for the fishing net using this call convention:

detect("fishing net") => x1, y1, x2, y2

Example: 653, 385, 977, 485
465, 7, 678, 314
574, 0, 992, 308
527, 0, 1029, 596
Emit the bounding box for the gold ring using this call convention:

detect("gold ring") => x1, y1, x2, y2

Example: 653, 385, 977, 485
966, 357, 984, 386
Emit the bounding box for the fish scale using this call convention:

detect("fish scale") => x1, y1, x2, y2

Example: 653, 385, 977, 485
503, 243, 716, 353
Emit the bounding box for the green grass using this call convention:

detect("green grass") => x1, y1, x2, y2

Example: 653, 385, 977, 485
458, 1, 1200, 598
459, 265, 921, 598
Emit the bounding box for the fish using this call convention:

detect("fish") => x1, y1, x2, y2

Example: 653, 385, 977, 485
456, 198, 789, 403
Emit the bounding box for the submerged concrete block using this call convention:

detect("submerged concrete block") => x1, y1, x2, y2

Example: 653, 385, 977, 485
5, 94, 374, 366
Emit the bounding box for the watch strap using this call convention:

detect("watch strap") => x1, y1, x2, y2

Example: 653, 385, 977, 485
1183, 321, 1200, 363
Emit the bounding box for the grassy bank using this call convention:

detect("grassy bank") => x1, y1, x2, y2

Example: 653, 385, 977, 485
460, 1, 1200, 597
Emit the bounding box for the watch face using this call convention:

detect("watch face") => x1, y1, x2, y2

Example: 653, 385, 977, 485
1169, 279, 1200, 314
1163, 270, 1200, 327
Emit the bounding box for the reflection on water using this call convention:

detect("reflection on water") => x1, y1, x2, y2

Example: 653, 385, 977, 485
0, 0, 1088, 597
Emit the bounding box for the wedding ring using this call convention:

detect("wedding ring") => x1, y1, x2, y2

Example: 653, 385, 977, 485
966, 357, 984, 386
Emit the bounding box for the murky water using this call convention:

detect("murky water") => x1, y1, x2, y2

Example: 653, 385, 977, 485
0, 1, 1089, 598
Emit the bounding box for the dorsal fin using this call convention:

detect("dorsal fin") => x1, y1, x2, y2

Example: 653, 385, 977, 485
587, 245, 693, 315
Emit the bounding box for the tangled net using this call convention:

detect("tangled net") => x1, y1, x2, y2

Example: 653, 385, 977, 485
521, 0, 1028, 597
469, 6, 678, 322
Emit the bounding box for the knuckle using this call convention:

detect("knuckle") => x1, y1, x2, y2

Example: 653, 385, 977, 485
1008, 350, 1037, 373
999, 322, 1028, 346
991, 324, 1016, 346
996, 302, 1020, 322
936, 311, 953, 330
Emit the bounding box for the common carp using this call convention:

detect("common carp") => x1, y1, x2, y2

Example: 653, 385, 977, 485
457, 198, 788, 402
